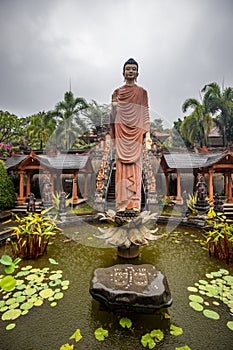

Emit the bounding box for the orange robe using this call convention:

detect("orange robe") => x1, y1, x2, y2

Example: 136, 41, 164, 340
110, 84, 150, 210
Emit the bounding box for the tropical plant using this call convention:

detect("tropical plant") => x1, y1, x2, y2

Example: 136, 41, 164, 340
52, 192, 72, 211
81, 100, 110, 135
202, 82, 233, 147
182, 95, 212, 147
204, 208, 233, 263
52, 91, 88, 149
0, 111, 23, 144
26, 111, 56, 150
187, 192, 198, 215
0, 160, 15, 209
9, 209, 62, 259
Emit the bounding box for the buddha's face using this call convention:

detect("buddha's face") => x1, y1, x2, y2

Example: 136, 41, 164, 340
123, 64, 138, 81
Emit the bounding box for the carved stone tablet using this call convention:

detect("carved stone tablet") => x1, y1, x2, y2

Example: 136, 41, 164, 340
90, 264, 172, 313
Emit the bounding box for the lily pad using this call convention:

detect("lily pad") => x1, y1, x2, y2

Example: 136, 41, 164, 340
34, 299, 43, 307
187, 286, 198, 292
54, 292, 64, 300
189, 301, 204, 312
70, 328, 82, 342
20, 301, 34, 310
6, 323, 16, 330
189, 295, 204, 303
50, 301, 57, 307
39, 288, 54, 299
141, 333, 156, 349
203, 309, 220, 320
223, 276, 233, 285
2, 308, 21, 320
119, 317, 132, 329
170, 324, 183, 336
227, 321, 233, 331
0, 276, 16, 291
94, 327, 109, 341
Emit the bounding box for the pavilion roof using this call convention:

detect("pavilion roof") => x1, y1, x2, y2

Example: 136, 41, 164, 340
5, 153, 89, 171
162, 150, 227, 170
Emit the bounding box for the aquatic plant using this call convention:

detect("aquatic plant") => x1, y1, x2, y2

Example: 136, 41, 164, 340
96, 210, 162, 248
187, 268, 233, 330
0, 260, 70, 331
204, 208, 233, 263
9, 209, 62, 259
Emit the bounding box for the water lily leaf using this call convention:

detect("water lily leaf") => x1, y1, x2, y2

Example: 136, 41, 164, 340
49, 258, 59, 265
34, 299, 43, 307
16, 295, 26, 303
150, 329, 164, 342
4, 265, 15, 274
0, 255, 12, 266
199, 279, 208, 285
49, 273, 63, 280
70, 328, 83, 342
0, 300, 5, 308
60, 344, 74, 350
170, 324, 183, 336
21, 266, 32, 270
141, 333, 156, 349
175, 346, 191, 350
6, 323, 16, 330
21, 310, 28, 316
189, 295, 204, 303
61, 280, 70, 286
189, 301, 204, 311
94, 327, 109, 341
119, 317, 132, 329
0, 276, 16, 291
39, 288, 54, 299
227, 321, 233, 330
2, 308, 21, 320
206, 273, 214, 279
6, 298, 16, 305
0, 306, 8, 312
20, 301, 34, 310
54, 292, 64, 300
50, 301, 57, 307
203, 309, 220, 320
62, 286, 69, 291
213, 301, 220, 306
223, 276, 233, 285
187, 286, 198, 292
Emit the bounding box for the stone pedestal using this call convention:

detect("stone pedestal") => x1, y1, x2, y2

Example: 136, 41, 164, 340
194, 199, 210, 214
117, 244, 139, 259
90, 264, 172, 313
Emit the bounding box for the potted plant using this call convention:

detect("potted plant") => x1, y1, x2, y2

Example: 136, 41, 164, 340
9, 209, 62, 259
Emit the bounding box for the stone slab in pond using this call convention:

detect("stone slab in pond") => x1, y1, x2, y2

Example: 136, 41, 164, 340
90, 264, 172, 313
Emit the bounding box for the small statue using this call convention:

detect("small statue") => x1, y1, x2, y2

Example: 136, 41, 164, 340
59, 192, 67, 212
196, 176, 207, 201
42, 174, 52, 205
26, 192, 36, 212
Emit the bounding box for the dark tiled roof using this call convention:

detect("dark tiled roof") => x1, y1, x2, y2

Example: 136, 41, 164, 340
39, 154, 88, 170
163, 151, 226, 169
5, 154, 88, 171
5, 155, 27, 169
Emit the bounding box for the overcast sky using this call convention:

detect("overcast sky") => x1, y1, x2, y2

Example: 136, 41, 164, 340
0, 0, 233, 129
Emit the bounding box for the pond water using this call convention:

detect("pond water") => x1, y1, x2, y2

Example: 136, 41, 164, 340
0, 219, 233, 350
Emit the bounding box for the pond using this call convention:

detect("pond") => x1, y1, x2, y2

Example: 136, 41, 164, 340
0, 219, 233, 350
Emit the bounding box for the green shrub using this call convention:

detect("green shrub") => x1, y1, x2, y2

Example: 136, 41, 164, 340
0, 160, 15, 209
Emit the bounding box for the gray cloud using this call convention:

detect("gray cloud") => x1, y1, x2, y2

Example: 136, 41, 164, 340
0, 0, 232, 127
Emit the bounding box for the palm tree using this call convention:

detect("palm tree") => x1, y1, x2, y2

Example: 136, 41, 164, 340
182, 95, 212, 148
81, 100, 110, 135
26, 112, 56, 150
53, 91, 88, 149
202, 82, 233, 147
